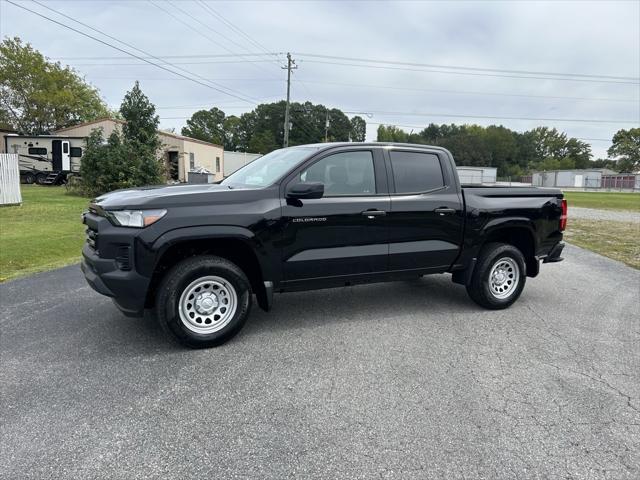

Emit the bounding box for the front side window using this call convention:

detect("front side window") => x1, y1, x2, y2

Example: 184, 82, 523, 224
222, 146, 319, 188
300, 151, 376, 196
389, 151, 444, 193
70, 147, 83, 157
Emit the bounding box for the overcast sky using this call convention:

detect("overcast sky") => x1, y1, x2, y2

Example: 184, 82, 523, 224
1, 0, 639, 158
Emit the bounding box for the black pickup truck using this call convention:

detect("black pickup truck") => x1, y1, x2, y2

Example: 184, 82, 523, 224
82, 143, 566, 347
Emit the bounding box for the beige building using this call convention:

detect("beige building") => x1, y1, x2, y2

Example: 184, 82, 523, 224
55, 118, 224, 182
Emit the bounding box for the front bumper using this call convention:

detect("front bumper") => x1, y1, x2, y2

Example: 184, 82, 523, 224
81, 244, 149, 317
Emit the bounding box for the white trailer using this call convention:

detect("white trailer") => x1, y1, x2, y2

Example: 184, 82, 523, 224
3, 135, 85, 185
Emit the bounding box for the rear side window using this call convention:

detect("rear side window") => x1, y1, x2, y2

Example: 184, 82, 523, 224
390, 151, 444, 193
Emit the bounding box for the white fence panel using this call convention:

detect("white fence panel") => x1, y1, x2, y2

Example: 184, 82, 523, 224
0, 153, 22, 206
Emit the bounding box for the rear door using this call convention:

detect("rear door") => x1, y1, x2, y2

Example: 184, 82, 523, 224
385, 148, 464, 272
280, 147, 390, 285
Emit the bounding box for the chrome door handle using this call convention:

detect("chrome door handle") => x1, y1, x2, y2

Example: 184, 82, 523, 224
362, 210, 386, 218
434, 207, 456, 216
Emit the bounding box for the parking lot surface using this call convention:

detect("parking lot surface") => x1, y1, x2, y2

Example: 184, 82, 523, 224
1, 244, 639, 479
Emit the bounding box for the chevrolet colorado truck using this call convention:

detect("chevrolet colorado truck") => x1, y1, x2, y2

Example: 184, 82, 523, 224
82, 143, 566, 347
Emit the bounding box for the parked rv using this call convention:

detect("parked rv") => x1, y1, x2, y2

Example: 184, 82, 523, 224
3, 135, 84, 185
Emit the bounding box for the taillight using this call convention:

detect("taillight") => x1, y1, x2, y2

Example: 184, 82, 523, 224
559, 198, 567, 231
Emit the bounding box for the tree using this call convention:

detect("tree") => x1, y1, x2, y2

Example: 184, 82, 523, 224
376, 124, 409, 142
0, 37, 109, 134
119, 81, 163, 186
608, 128, 640, 172
79, 82, 163, 195
181, 107, 226, 146
180, 101, 366, 154
350, 116, 366, 142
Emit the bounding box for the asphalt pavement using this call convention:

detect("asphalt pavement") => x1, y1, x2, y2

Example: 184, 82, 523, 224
1, 244, 639, 479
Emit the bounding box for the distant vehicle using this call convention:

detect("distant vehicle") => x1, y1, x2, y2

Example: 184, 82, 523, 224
3, 135, 84, 185
81, 143, 567, 348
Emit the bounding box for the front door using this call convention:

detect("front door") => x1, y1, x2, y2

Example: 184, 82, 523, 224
385, 148, 464, 272
281, 148, 390, 286
52, 140, 62, 171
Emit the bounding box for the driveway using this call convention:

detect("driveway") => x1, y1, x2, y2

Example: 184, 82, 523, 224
1, 244, 638, 479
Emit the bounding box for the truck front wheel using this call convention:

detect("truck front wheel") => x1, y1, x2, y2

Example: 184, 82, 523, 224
156, 255, 252, 348
466, 242, 526, 309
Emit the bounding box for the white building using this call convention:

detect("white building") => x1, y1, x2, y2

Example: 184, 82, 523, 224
223, 151, 262, 177
532, 170, 602, 188
456, 166, 497, 184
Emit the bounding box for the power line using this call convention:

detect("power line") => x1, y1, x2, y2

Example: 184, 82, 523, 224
360, 109, 635, 124
69, 60, 284, 66
196, 1, 283, 69
293, 79, 639, 104
294, 52, 639, 82
51, 53, 281, 61
31, 0, 258, 102
300, 60, 640, 86
13, 0, 257, 104
150, 0, 281, 81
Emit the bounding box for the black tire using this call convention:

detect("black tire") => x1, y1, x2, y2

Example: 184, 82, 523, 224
35, 172, 47, 185
466, 242, 526, 310
22, 172, 35, 184
155, 255, 252, 348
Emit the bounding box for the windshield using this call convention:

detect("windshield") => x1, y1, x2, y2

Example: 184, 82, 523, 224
221, 147, 320, 188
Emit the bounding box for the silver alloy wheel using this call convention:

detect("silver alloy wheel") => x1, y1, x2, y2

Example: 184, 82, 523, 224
488, 257, 520, 299
178, 276, 238, 334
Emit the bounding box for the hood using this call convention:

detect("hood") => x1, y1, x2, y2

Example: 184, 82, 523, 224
93, 183, 269, 210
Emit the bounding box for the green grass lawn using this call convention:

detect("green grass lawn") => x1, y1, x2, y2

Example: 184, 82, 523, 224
563, 191, 640, 212
564, 219, 640, 269
0, 185, 89, 282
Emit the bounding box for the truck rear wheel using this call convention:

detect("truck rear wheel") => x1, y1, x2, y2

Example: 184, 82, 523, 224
466, 242, 526, 309
156, 255, 252, 348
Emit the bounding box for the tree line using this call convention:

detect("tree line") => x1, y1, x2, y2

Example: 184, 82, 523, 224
377, 124, 639, 176
181, 102, 366, 153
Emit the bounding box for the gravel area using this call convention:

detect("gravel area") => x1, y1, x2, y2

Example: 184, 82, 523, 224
1, 244, 639, 479
569, 206, 640, 223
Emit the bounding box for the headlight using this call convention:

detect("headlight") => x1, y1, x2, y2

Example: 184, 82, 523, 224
106, 209, 167, 228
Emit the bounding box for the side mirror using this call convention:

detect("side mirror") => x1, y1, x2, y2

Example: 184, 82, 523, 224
286, 182, 324, 200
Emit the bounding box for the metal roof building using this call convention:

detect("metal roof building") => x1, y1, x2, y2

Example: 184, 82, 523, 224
55, 118, 224, 183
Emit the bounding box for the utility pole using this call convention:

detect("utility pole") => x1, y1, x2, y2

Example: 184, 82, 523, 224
282, 52, 297, 147
325, 110, 330, 142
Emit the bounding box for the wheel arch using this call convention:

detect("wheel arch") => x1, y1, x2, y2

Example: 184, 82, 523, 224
453, 220, 539, 285
144, 227, 272, 311
481, 222, 538, 277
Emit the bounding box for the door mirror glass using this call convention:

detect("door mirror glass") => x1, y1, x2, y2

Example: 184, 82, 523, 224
286, 182, 324, 199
